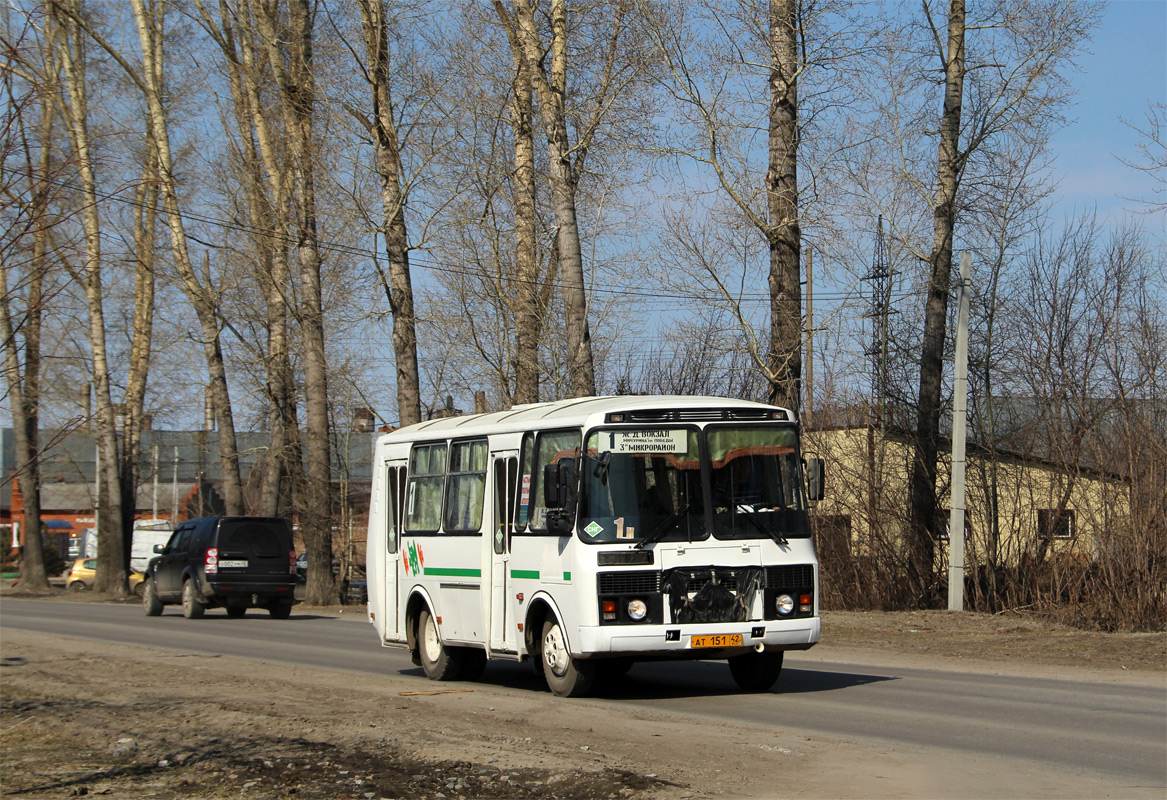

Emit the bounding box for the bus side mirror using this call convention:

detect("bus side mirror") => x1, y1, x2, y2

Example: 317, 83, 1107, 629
543, 458, 578, 535
806, 458, 825, 503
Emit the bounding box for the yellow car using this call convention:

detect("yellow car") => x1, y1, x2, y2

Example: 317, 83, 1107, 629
66, 558, 146, 596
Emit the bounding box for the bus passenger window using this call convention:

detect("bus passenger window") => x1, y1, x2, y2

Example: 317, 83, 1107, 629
530, 430, 581, 532
406, 443, 447, 533
515, 433, 535, 531
386, 466, 399, 553
444, 440, 488, 533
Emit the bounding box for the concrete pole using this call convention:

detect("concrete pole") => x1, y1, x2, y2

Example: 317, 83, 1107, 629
805, 248, 813, 425
152, 443, 159, 521
948, 252, 972, 611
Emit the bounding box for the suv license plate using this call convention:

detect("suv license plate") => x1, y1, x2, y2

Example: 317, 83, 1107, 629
219, 560, 248, 568
689, 634, 742, 648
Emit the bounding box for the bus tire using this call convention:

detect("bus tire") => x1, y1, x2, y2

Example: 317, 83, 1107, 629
418, 607, 463, 681
728, 650, 783, 692
541, 619, 595, 698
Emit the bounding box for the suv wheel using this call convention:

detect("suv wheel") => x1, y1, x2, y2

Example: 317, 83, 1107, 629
142, 577, 163, 616
268, 601, 292, 620
182, 579, 206, 619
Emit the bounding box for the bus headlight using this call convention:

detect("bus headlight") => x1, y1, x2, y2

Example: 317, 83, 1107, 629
627, 599, 648, 620
775, 594, 795, 615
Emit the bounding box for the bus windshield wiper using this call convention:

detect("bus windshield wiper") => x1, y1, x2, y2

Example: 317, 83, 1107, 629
633, 503, 690, 550
736, 505, 789, 546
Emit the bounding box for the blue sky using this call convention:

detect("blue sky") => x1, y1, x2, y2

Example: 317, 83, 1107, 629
1048, 0, 1166, 226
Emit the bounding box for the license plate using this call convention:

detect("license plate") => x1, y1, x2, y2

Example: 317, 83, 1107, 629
689, 633, 742, 648
219, 560, 248, 568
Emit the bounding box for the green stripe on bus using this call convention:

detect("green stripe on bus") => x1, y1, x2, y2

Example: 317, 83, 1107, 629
511, 569, 539, 579
423, 567, 482, 577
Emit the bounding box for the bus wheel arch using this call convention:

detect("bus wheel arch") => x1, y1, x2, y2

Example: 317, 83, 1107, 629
404, 588, 434, 666
525, 597, 595, 698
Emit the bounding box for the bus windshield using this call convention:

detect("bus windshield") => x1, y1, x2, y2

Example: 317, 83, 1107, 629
707, 425, 810, 540
577, 425, 810, 544
579, 428, 706, 544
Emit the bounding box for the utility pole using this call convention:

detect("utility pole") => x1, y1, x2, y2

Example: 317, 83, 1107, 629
152, 443, 159, 521
948, 252, 972, 611
805, 249, 813, 425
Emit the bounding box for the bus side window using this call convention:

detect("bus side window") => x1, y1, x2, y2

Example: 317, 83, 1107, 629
492, 456, 518, 554
386, 466, 399, 554
444, 439, 488, 534
515, 432, 535, 532
406, 443, 447, 533
530, 430, 581, 533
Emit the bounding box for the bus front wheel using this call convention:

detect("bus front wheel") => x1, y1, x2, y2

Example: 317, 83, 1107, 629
418, 607, 463, 681
728, 650, 783, 692
541, 619, 595, 698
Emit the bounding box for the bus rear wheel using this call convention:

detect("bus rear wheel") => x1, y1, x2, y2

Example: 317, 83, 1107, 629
541, 619, 595, 698
418, 607, 463, 681
728, 650, 783, 692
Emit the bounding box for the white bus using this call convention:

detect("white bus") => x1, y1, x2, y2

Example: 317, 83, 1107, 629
366, 395, 824, 697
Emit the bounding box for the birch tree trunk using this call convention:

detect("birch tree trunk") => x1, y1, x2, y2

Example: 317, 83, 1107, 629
493, 0, 543, 406
766, 0, 802, 412
121, 0, 245, 518
513, 0, 596, 398
55, 0, 126, 595
908, 0, 966, 604
254, 0, 336, 603
0, 21, 56, 590
355, 0, 422, 427
194, 0, 299, 517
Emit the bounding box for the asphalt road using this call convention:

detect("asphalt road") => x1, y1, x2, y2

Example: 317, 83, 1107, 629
2, 597, 1164, 787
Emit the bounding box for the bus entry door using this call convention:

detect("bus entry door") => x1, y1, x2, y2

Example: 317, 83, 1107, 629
488, 452, 519, 653
379, 460, 407, 643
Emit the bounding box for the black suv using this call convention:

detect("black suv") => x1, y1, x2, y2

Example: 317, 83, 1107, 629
143, 516, 297, 619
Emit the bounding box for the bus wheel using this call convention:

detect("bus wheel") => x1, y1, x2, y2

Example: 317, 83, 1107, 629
728, 650, 783, 692
418, 607, 463, 681
541, 619, 595, 698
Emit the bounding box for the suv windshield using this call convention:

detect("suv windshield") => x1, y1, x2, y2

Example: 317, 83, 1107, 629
707, 425, 810, 540
579, 428, 706, 544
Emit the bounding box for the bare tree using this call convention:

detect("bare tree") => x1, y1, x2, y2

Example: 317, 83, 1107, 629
353, 0, 422, 426
251, 0, 336, 604
0, 9, 60, 590
493, 0, 543, 405
192, 0, 301, 518
52, 0, 128, 594
508, 0, 634, 398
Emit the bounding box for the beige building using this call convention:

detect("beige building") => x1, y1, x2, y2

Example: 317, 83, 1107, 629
805, 425, 1130, 586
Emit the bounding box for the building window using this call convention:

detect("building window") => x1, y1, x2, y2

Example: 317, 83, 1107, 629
1039, 508, 1075, 540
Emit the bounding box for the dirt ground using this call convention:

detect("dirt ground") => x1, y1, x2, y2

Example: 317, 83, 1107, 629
1, 589, 1164, 799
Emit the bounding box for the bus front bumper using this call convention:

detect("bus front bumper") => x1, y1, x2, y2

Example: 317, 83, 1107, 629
575, 616, 820, 658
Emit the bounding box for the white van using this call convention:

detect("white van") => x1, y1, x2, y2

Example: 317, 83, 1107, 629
130, 519, 173, 573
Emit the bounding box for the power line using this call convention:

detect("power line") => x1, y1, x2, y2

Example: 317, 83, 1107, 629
36, 174, 921, 307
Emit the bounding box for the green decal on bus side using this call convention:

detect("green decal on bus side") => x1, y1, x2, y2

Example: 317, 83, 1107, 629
563, 572, 571, 581
423, 567, 482, 578
511, 569, 539, 580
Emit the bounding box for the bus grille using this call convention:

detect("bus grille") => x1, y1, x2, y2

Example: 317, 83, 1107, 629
766, 564, 814, 589
598, 571, 661, 594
